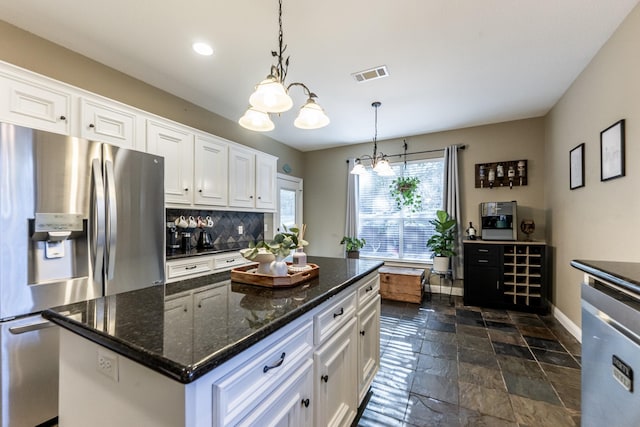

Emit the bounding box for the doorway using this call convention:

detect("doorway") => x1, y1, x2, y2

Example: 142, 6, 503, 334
274, 173, 303, 234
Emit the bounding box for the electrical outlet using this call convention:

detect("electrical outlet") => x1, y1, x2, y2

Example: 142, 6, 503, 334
238, 225, 244, 234
264, 223, 268, 232
97, 349, 119, 382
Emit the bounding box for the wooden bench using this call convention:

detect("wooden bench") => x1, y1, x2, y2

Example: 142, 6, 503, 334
378, 266, 426, 303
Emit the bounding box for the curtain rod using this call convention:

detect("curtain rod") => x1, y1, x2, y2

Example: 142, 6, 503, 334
346, 144, 465, 162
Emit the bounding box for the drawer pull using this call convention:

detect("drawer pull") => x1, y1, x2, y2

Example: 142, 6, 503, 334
333, 308, 344, 318
365, 285, 373, 292
263, 352, 286, 373
321, 374, 329, 383
226, 259, 235, 263
185, 265, 198, 270
477, 249, 489, 253
301, 398, 310, 408
477, 260, 489, 263
496, 281, 500, 290
360, 330, 366, 336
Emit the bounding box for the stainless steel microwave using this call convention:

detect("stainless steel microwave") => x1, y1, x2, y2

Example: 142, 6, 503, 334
480, 201, 517, 240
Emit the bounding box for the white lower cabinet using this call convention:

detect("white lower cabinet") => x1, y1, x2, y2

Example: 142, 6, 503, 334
357, 295, 380, 404
314, 317, 358, 427
237, 359, 313, 427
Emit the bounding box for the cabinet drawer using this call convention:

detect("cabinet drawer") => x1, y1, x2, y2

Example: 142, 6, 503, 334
357, 273, 380, 307
214, 251, 249, 271
314, 291, 357, 345
166, 257, 213, 281
466, 245, 499, 267
213, 320, 313, 426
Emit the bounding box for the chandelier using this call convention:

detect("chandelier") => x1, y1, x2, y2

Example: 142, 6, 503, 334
350, 102, 395, 176
239, 0, 330, 132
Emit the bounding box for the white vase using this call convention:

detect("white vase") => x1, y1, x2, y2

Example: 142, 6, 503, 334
270, 256, 289, 277
247, 250, 275, 275
432, 256, 450, 273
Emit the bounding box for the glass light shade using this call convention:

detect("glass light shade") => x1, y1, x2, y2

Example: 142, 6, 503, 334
249, 76, 293, 113
373, 159, 395, 176
350, 162, 367, 175
238, 107, 275, 132
294, 99, 330, 129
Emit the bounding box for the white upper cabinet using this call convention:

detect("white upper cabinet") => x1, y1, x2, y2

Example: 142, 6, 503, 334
146, 119, 194, 205
0, 71, 71, 134
229, 145, 277, 211
79, 98, 139, 149
194, 134, 228, 207
255, 152, 277, 210
229, 145, 257, 209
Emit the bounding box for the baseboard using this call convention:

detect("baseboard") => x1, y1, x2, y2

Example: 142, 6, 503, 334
551, 303, 582, 343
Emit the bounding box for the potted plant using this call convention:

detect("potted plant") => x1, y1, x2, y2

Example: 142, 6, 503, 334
340, 236, 366, 259
389, 176, 422, 213
240, 225, 308, 275
426, 210, 457, 272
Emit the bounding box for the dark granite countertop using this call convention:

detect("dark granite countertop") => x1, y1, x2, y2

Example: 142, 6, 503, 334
571, 260, 640, 297
43, 256, 383, 384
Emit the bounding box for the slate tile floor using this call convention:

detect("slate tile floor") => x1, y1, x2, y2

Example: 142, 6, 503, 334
358, 296, 581, 427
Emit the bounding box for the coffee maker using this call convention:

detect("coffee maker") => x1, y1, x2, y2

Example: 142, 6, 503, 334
480, 201, 518, 240
166, 223, 180, 252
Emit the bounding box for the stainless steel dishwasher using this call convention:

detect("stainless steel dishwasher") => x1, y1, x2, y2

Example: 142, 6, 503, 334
582, 280, 640, 427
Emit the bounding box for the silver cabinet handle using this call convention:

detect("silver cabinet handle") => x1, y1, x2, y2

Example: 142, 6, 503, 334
496, 281, 500, 290
478, 259, 489, 263
478, 249, 489, 253
9, 320, 54, 334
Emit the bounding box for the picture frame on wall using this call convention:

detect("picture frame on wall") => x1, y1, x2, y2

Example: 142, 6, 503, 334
600, 119, 625, 181
570, 143, 585, 190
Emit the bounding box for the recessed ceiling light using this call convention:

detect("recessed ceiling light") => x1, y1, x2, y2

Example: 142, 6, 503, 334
192, 42, 213, 56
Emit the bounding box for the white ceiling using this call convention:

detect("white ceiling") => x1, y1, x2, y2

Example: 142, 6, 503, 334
1, 0, 638, 151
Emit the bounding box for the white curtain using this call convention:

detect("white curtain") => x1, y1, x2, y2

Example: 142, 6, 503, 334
443, 145, 463, 279
345, 159, 359, 255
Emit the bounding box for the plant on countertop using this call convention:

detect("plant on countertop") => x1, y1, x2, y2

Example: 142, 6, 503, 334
390, 176, 422, 212
340, 236, 366, 252
241, 225, 309, 259
426, 210, 457, 257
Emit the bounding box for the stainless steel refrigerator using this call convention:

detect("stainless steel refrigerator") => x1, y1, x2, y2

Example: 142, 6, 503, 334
0, 122, 165, 426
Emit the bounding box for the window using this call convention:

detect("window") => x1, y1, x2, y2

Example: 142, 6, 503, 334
357, 158, 444, 261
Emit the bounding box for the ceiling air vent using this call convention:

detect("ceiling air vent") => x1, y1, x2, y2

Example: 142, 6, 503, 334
351, 65, 389, 83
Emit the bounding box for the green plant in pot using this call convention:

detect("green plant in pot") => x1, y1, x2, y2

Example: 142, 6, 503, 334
389, 176, 422, 213
426, 210, 457, 272
340, 236, 366, 259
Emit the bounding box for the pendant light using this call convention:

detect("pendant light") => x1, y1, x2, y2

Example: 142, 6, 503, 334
239, 0, 329, 132
351, 102, 395, 176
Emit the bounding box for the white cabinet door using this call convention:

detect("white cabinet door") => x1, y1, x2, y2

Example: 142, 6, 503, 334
237, 359, 313, 427
163, 294, 193, 362
357, 295, 380, 404
255, 153, 277, 211
80, 98, 137, 149
194, 134, 228, 206
314, 317, 358, 427
146, 120, 193, 205
229, 145, 256, 208
0, 72, 70, 134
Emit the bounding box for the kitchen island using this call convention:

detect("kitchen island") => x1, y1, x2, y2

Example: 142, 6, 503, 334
43, 256, 383, 427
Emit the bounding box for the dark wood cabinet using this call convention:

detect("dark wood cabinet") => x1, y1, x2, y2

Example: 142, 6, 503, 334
464, 241, 549, 313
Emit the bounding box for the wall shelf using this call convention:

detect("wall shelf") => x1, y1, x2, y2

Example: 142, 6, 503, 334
475, 159, 527, 189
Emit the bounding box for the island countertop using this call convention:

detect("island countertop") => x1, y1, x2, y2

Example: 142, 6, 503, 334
570, 259, 640, 297
43, 256, 383, 384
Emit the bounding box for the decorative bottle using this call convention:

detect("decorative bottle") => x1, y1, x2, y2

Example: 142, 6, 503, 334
292, 247, 307, 267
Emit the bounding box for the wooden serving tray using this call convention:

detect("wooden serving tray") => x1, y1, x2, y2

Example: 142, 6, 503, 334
230, 263, 319, 288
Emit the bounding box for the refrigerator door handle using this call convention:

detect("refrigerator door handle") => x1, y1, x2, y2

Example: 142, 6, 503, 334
105, 160, 118, 280
92, 159, 106, 283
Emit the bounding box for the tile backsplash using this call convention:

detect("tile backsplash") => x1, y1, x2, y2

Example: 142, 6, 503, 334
166, 208, 264, 252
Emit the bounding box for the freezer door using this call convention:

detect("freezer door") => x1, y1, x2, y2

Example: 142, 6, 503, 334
0, 315, 59, 427
102, 144, 165, 295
